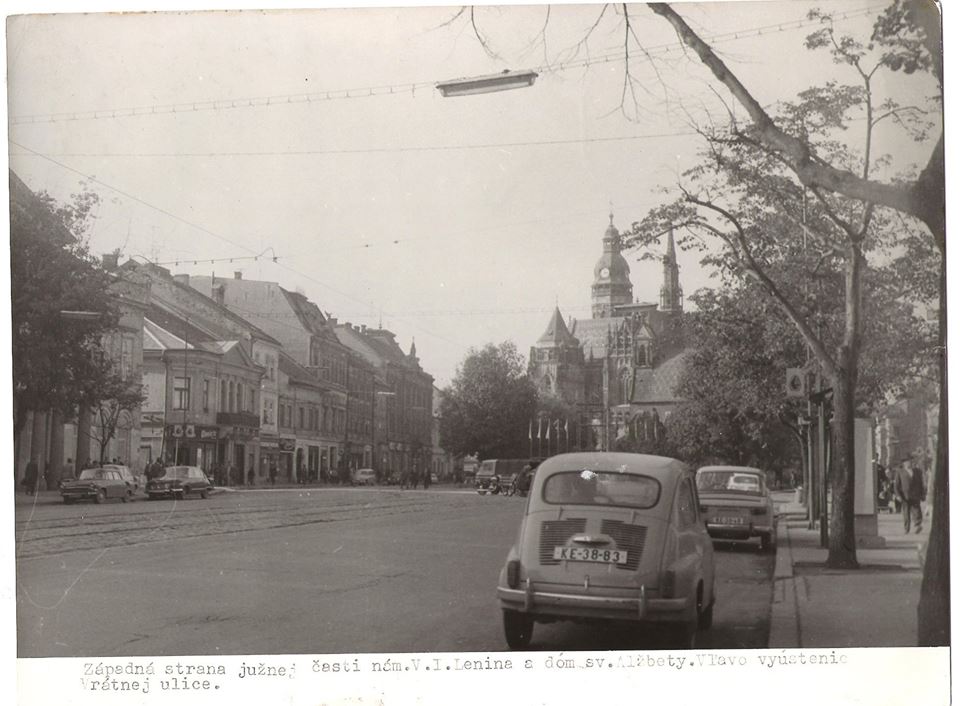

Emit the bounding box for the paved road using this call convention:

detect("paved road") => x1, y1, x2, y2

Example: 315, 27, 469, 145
15, 487, 773, 656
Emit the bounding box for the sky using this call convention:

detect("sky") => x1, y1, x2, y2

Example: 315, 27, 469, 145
4, 0, 943, 386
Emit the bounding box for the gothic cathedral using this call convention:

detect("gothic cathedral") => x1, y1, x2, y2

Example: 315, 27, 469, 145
529, 215, 687, 451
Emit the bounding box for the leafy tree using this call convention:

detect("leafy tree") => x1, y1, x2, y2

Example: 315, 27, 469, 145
9, 172, 120, 451
646, 0, 946, 644
439, 342, 538, 460
88, 374, 146, 465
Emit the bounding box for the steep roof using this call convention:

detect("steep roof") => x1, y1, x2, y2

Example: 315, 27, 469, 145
536, 307, 580, 347
280, 288, 335, 340
569, 317, 625, 359
630, 349, 689, 404
142, 303, 218, 348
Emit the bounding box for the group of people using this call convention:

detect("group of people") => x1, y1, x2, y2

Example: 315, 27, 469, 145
397, 468, 431, 490
878, 456, 928, 534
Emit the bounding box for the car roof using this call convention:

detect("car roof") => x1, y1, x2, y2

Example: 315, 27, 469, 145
536, 452, 690, 482
696, 465, 764, 476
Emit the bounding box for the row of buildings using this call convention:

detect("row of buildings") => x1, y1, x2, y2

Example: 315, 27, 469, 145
14, 173, 450, 485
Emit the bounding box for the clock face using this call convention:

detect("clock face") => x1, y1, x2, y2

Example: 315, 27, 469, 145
600, 267, 610, 278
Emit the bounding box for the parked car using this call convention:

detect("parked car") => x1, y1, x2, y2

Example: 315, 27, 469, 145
60, 468, 134, 504
695, 465, 777, 551
146, 465, 213, 500
497, 452, 716, 649
351, 468, 377, 486
101, 463, 141, 492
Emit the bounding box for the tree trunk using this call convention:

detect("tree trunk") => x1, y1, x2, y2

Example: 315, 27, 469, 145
75, 403, 91, 469
827, 363, 858, 569
917, 253, 949, 645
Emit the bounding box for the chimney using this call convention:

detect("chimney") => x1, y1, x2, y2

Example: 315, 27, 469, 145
174, 273, 190, 287
102, 252, 119, 271
214, 284, 225, 306
234, 271, 242, 280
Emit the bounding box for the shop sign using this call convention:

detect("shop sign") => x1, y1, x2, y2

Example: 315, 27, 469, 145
279, 438, 296, 452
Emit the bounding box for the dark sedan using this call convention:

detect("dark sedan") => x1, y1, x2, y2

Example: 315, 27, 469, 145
146, 465, 213, 500
60, 468, 133, 504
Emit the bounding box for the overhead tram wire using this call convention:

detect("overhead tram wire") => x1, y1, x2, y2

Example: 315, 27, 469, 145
8, 5, 885, 127
9, 137, 465, 349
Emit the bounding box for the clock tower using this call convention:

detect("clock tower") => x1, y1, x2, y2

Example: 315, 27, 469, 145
591, 213, 633, 318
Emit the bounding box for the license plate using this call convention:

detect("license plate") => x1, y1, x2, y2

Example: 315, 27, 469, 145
712, 516, 744, 525
553, 546, 628, 564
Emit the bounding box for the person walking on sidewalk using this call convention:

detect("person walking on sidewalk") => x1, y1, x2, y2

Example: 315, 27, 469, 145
894, 456, 926, 534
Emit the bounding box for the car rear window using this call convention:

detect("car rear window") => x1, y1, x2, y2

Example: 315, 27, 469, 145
542, 470, 661, 509
696, 470, 762, 495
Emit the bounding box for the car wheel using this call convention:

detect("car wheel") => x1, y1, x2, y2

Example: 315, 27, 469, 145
200, 488, 209, 499
122, 490, 132, 503
761, 531, 776, 552
93, 489, 106, 504
697, 601, 714, 630
502, 610, 534, 650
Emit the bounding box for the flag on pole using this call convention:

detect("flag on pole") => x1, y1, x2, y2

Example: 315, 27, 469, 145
528, 420, 533, 441
564, 419, 569, 435
536, 419, 542, 440
546, 419, 551, 440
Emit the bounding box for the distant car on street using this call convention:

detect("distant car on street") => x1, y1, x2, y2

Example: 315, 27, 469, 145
695, 465, 777, 551
476, 459, 528, 495
351, 468, 377, 486
60, 468, 134, 504
497, 452, 716, 649
146, 465, 213, 500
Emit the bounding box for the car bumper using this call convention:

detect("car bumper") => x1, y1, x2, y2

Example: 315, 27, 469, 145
705, 522, 774, 539
60, 490, 97, 500
497, 584, 691, 623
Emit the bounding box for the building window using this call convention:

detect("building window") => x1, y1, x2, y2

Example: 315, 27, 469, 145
299, 407, 305, 429
202, 379, 210, 412
173, 377, 191, 411
229, 381, 235, 412
220, 380, 227, 412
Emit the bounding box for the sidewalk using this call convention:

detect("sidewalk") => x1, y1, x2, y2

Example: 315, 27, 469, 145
768, 494, 928, 648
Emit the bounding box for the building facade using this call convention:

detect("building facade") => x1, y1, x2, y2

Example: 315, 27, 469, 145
529, 215, 687, 451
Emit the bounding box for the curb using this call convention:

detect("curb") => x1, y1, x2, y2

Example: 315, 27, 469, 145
767, 513, 801, 648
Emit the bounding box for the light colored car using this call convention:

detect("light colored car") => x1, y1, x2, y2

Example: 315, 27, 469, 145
146, 465, 213, 500
60, 468, 134, 504
351, 468, 377, 486
695, 465, 777, 551
101, 463, 140, 492
497, 452, 716, 649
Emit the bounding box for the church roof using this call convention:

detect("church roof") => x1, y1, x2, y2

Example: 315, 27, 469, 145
570, 317, 627, 358
536, 307, 579, 347
630, 349, 689, 404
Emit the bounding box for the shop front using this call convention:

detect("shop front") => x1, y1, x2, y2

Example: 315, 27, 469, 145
165, 423, 219, 470
279, 436, 296, 482
260, 435, 280, 483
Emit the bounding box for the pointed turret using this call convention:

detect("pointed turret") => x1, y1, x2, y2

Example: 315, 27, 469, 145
659, 227, 683, 313
536, 306, 579, 347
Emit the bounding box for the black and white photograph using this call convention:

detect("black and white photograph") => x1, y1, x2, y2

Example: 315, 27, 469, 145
5, 0, 951, 703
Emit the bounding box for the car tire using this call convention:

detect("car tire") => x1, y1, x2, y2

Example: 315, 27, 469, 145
122, 490, 132, 503
697, 601, 714, 631
761, 531, 776, 552
503, 610, 534, 650
200, 488, 209, 499
94, 489, 106, 504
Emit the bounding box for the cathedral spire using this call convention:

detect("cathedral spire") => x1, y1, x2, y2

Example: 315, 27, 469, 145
659, 227, 683, 312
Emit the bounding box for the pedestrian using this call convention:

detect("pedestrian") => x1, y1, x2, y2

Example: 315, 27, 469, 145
22, 459, 38, 495
894, 456, 926, 534
269, 463, 277, 485
247, 468, 255, 486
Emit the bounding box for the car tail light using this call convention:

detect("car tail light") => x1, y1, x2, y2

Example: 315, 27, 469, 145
662, 568, 676, 599
751, 507, 767, 515
506, 560, 521, 589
